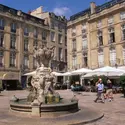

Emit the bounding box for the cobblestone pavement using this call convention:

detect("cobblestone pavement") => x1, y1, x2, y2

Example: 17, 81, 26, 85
0, 90, 125, 125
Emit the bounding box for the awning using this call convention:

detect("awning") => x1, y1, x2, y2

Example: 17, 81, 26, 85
2, 73, 19, 80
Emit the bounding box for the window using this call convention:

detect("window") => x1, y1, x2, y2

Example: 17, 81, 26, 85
65, 49, 67, 62
72, 39, 76, 50
120, 12, 125, 20
53, 47, 57, 60
51, 32, 55, 42
65, 36, 67, 46
82, 34, 87, 39
0, 51, 3, 67
97, 30, 103, 46
24, 27, 29, 36
72, 56, 77, 69
34, 28, 37, 38
10, 34, 16, 49
98, 51, 104, 67
24, 56, 29, 68
42, 31, 47, 40
0, 18, 4, 30
58, 24, 62, 32
10, 52, 16, 67
33, 57, 37, 68
110, 49, 116, 66
83, 53, 88, 67
33, 40, 38, 47
123, 48, 125, 64
108, 16, 114, 25
51, 21, 55, 29
82, 39, 87, 49
58, 34, 62, 44
82, 23, 87, 29
72, 26, 76, 33
108, 28, 115, 43
24, 38, 28, 51
11, 23, 16, 33
59, 48, 63, 61
72, 26, 76, 36
97, 20, 102, 28
122, 24, 125, 40
0, 32, 4, 47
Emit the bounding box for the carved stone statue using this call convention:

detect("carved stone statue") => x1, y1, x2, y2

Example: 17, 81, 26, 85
33, 45, 55, 68
28, 45, 56, 105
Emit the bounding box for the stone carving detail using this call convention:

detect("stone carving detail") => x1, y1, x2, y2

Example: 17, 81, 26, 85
28, 45, 55, 105
33, 45, 55, 68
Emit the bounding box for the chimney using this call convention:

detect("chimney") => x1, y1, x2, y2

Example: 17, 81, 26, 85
90, 2, 96, 14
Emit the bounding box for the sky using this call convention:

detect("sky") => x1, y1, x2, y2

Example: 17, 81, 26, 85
0, 0, 110, 18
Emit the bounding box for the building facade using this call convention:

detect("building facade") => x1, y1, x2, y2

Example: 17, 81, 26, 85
0, 4, 49, 89
30, 7, 67, 72
67, 0, 125, 70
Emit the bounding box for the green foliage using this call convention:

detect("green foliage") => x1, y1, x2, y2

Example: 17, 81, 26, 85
0, 80, 2, 90
120, 75, 125, 88
92, 75, 107, 85
92, 75, 98, 84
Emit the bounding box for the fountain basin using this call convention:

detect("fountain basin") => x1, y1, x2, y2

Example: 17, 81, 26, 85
10, 98, 78, 114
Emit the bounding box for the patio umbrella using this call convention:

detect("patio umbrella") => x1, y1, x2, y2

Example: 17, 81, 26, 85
71, 68, 92, 75
92, 66, 125, 74
84, 71, 124, 78
24, 71, 63, 76
62, 72, 71, 76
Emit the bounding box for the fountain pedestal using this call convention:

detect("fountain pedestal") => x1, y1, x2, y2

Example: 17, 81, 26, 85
31, 99, 40, 117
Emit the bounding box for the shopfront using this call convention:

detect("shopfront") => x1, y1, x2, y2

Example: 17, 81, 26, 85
1, 72, 19, 90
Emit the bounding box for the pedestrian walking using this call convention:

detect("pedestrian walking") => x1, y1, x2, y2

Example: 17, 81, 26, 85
94, 78, 105, 103
105, 79, 113, 102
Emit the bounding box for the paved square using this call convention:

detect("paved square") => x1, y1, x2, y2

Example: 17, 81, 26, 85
0, 90, 125, 125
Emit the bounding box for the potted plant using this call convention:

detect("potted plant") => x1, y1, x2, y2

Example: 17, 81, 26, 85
120, 75, 125, 97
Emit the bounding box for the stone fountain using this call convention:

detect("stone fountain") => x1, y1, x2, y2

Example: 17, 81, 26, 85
10, 45, 78, 117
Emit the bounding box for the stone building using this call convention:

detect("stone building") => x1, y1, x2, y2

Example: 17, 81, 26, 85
30, 6, 67, 72
0, 4, 51, 89
67, 0, 125, 71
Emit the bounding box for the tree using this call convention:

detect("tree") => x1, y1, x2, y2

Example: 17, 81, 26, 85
120, 75, 125, 97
